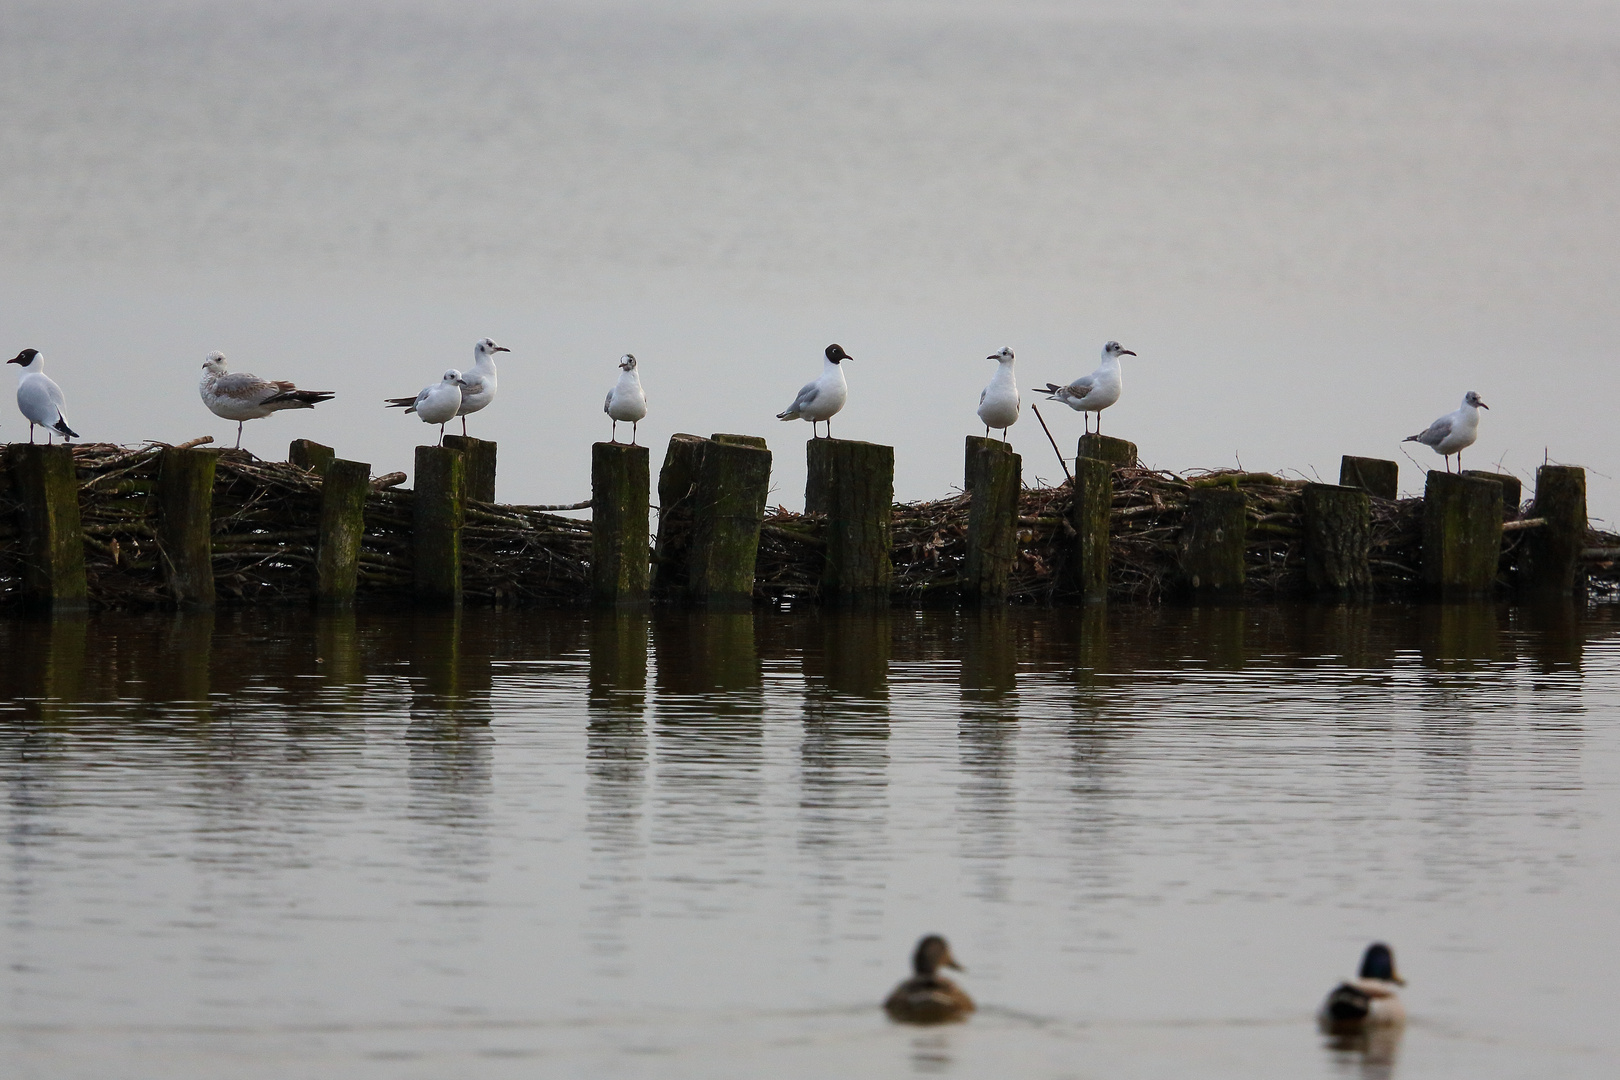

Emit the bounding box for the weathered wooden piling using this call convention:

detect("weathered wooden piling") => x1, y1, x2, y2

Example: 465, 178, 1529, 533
1339, 456, 1399, 500
963, 436, 1020, 604
1302, 482, 1371, 595
7, 444, 88, 610
413, 445, 465, 607
806, 438, 893, 606
1421, 470, 1503, 598
1066, 456, 1112, 601
157, 446, 218, 607
591, 441, 650, 606
288, 439, 335, 477
443, 436, 497, 503
1178, 485, 1247, 596
687, 435, 771, 608
1078, 433, 1137, 468
315, 458, 371, 604
1461, 469, 1522, 514
1518, 465, 1587, 594
651, 434, 709, 597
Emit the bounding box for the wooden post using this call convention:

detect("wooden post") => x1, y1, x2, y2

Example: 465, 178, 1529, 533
712, 433, 768, 450
1302, 482, 1371, 595
591, 441, 650, 606
1339, 456, 1399, 500
1461, 470, 1522, 515
1077, 433, 1137, 468
315, 458, 371, 605
1067, 456, 1112, 601
157, 447, 218, 608
1421, 470, 1503, 598
652, 434, 709, 598
807, 438, 893, 607
1518, 465, 1587, 594
7, 444, 87, 610
413, 444, 465, 607
963, 436, 1020, 604
688, 437, 771, 608
1178, 486, 1246, 596
288, 439, 335, 477
443, 435, 497, 503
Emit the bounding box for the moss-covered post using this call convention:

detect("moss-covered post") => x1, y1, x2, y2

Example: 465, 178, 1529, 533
688, 436, 771, 608
1302, 482, 1371, 595
651, 433, 709, 598
315, 458, 371, 605
1178, 485, 1246, 596
157, 446, 218, 608
288, 439, 335, 477
1077, 433, 1137, 468
1066, 456, 1112, 601
1421, 471, 1503, 598
591, 441, 650, 606
1339, 456, 1399, 500
7, 444, 88, 611
413, 444, 465, 607
1518, 465, 1587, 594
443, 435, 497, 503
963, 435, 1020, 605
807, 438, 893, 607
1461, 470, 1522, 515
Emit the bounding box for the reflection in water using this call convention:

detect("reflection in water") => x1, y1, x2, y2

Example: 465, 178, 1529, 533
585, 614, 650, 972
908, 1029, 954, 1075
404, 611, 494, 872
1418, 602, 1503, 666
1322, 1024, 1403, 1080
958, 612, 1018, 904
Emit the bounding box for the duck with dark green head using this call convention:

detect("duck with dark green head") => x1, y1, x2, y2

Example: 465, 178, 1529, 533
1319, 942, 1406, 1031
883, 935, 975, 1024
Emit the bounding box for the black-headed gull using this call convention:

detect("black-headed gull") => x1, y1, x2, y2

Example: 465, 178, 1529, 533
977, 347, 1020, 441
199, 352, 335, 449
1035, 341, 1135, 434
454, 338, 509, 436
604, 354, 647, 444
776, 343, 850, 439
1404, 391, 1488, 473
387, 369, 467, 445
8, 349, 79, 444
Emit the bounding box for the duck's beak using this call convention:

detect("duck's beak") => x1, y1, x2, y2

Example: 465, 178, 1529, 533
1391, 971, 1406, 986
943, 950, 965, 973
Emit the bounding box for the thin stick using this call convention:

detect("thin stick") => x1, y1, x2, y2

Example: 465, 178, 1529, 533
1031, 403, 1072, 485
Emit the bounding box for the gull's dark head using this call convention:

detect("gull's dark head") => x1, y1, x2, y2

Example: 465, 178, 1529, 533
619, 353, 637, 371
1358, 942, 1404, 985
911, 935, 964, 977
825, 344, 851, 364
1465, 390, 1488, 410
987, 347, 1014, 363
1104, 341, 1136, 358
8, 348, 39, 366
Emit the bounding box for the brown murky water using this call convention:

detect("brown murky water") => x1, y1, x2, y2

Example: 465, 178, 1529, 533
1, 602, 1616, 1078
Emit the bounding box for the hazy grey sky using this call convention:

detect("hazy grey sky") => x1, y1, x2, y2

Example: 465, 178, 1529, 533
4, 0, 1617, 516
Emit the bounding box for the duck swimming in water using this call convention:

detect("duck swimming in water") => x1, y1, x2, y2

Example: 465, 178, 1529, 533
883, 935, 975, 1024
1319, 942, 1406, 1031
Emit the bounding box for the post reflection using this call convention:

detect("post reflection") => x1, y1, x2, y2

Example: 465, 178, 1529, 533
404, 610, 494, 869
0, 613, 87, 725
406, 610, 493, 725
1417, 602, 1503, 666
957, 611, 1019, 903
799, 613, 891, 864
587, 613, 649, 853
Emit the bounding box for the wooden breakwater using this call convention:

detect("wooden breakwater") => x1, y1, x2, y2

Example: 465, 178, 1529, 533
1, 433, 1616, 613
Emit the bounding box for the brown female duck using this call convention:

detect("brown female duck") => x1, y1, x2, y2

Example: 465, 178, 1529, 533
883, 935, 975, 1023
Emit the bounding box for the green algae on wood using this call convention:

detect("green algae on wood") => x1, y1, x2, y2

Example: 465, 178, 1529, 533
157, 446, 219, 608
315, 458, 371, 605
1421, 470, 1503, 598
591, 441, 650, 606
7, 444, 88, 610
1303, 482, 1371, 595
413, 445, 465, 607
963, 435, 1020, 605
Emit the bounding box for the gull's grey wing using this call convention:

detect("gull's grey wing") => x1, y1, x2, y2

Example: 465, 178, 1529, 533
214, 371, 275, 404
1406, 415, 1453, 446
45, 377, 68, 410
778, 379, 820, 418
1065, 373, 1098, 397
604, 389, 614, 414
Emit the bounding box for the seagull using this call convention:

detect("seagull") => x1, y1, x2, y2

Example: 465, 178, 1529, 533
452, 338, 509, 436
776, 343, 850, 438
198, 352, 335, 449
1035, 340, 1135, 434
386, 369, 467, 445
8, 349, 79, 444
1403, 391, 1488, 472
604, 353, 647, 444
977, 347, 1020, 441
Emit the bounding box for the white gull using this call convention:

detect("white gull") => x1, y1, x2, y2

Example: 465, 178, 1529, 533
1035, 340, 1135, 434
977, 347, 1020, 441
199, 352, 334, 449
8, 349, 79, 444
1404, 391, 1488, 472
776, 343, 850, 439
604, 354, 647, 444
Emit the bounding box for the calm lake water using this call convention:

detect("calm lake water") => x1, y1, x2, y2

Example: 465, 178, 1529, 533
2, 602, 1617, 1078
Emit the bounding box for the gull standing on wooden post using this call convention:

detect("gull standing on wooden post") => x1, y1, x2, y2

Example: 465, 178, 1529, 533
776, 343, 850, 439
198, 352, 335, 449
977, 347, 1020, 441
387, 369, 467, 445
1035, 340, 1135, 434
8, 349, 79, 444
453, 337, 508, 436
603, 353, 647, 444
1404, 391, 1488, 472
